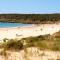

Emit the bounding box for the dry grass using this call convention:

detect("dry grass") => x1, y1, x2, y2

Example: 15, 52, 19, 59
0, 31, 60, 51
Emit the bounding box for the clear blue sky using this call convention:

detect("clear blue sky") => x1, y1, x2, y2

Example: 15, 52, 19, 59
0, 0, 60, 13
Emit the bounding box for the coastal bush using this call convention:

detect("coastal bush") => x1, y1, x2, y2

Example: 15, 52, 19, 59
24, 35, 50, 49
0, 39, 23, 50
52, 38, 60, 51
0, 14, 60, 24
6, 39, 23, 50
51, 31, 60, 51
24, 33, 60, 50
0, 31, 60, 51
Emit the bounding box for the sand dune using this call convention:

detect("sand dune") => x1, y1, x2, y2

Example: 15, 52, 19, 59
0, 47, 60, 60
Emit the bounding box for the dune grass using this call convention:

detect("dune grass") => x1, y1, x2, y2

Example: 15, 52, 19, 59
0, 31, 60, 51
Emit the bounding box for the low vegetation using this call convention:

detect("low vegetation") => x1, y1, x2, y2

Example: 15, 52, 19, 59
0, 14, 60, 23
0, 31, 60, 51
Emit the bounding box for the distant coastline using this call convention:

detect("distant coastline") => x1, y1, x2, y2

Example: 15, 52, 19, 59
0, 14, 60, 24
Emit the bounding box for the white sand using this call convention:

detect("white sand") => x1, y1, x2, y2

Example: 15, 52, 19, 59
0, 23, 60, 41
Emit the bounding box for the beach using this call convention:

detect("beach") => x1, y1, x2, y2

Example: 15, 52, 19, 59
0, 23, 60, 41
0, 23, 60, 60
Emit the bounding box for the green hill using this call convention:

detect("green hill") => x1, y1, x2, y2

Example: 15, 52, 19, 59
0, 14, 60, 24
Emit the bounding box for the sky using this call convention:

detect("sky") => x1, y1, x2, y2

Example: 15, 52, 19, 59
0, 0, 60, 14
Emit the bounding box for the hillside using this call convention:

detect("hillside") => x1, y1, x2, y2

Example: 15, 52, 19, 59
0, 14, 60, 23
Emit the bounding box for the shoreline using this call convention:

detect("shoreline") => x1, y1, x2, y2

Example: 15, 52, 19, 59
0, 23, 60, 41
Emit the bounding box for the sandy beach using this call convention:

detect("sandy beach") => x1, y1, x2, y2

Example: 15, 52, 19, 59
0, 23, 60, 60
0, 23, 60, 41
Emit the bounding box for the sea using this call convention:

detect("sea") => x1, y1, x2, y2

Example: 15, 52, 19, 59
0, 22, 32, 28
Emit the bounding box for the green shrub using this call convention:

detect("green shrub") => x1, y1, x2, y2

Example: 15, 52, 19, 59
6, 40, 23, 50
0, 31, 60, 51
52, 38, 60, 51
0, 39, 23, 50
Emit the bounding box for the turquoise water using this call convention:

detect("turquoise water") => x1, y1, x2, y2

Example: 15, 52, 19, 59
0, 22, 32, 28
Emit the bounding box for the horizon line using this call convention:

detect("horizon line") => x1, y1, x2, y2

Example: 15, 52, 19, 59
0, 13, 60, 14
